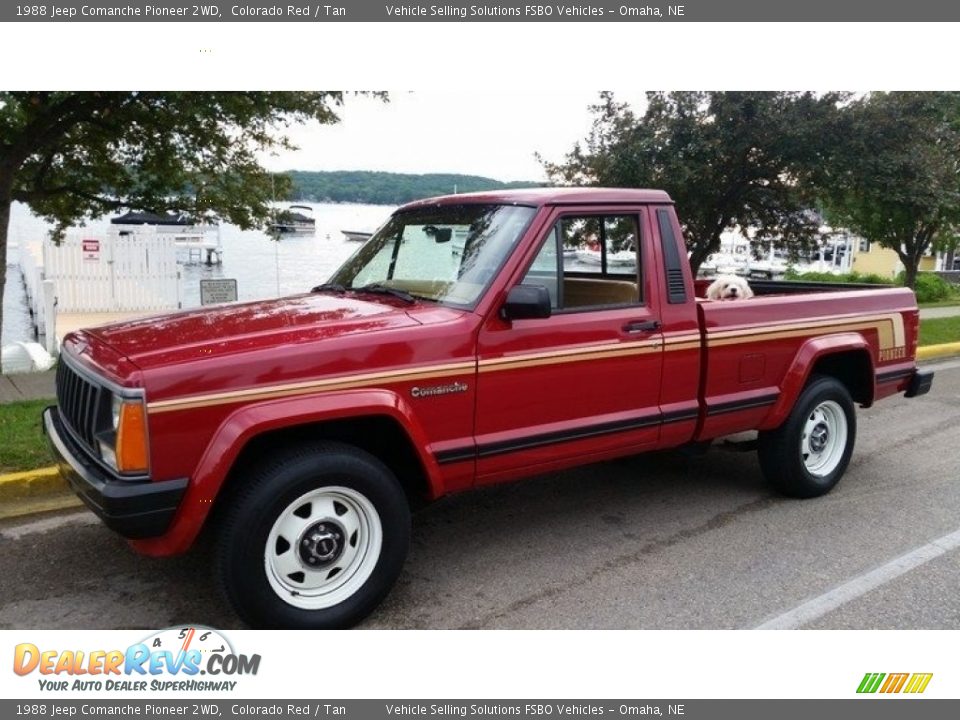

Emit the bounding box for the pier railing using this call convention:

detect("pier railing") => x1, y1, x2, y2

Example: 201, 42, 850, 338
17, 229, 182, 351
42, 228, 181, 313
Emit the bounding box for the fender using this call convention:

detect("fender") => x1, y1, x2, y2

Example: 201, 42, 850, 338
131, 388, 442, 556
759, 333, 874, 431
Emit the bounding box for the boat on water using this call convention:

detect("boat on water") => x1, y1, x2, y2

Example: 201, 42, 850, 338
110, 210, 222, 264
574, 249, 636, 267
699, 252, 747, 277
744, 258, 789, 279
341, 229, 373, 243
111, 210, 194, 226
699, 251, 788, 279
271, 205, 316, 234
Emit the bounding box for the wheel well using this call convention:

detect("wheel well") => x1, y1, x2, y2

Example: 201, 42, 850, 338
809, 350, 874, 406
218, 416, 432, 511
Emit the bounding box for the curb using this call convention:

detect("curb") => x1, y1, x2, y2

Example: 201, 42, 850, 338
0, 466, 63, 501
0, 466, 81, 521
917, 342, 960, 361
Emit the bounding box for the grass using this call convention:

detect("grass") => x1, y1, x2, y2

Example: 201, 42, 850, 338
919, 316, 960, 347
0, 398, 54, 474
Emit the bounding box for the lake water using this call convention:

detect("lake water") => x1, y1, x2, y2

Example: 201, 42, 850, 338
2, 201, 396, 345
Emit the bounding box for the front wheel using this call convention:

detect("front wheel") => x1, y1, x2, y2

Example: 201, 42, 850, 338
758, 375, 857, 498
216, 442, 410, 629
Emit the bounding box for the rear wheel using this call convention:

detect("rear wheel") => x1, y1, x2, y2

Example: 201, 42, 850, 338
216, 442, 410, 629
758, 376, 857, 498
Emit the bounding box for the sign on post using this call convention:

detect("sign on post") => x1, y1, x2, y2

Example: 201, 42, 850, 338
200, 278, 239, 306
82, 239, 100, 262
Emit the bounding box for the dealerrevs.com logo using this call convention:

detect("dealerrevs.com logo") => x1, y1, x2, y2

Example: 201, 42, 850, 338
13, 627, 260, 692
857, 672, 933, 694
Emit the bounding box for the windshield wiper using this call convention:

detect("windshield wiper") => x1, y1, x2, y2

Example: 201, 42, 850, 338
352, 283, 416, 304
311, 282, 347, 294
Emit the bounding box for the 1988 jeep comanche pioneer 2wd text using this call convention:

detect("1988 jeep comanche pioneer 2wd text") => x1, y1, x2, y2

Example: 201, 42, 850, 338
44, 188, 934, 628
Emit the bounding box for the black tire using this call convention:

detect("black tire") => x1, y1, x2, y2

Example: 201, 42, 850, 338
758, 375, 857, 499
216, 441, 410, 629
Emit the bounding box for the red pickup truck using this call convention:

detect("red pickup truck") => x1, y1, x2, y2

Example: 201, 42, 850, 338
44, 188, 933, 629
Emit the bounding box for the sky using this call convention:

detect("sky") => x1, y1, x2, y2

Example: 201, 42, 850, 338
260, 90, 648, 183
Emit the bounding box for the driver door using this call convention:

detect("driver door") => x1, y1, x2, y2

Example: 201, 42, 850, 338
473, 208, 664, 484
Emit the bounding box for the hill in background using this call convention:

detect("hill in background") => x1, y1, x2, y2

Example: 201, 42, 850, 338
287, 170, 544, 205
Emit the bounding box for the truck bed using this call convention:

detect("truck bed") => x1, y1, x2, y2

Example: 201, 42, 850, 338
693, 283, 919, 442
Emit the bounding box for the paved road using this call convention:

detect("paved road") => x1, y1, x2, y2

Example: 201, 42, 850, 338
2, 360, 959, 630
919, 305, 960, 319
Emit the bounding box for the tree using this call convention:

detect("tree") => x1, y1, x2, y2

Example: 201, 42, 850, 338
0, 91, 361, 340
820, 92, 960, 289
540, 91, 845, 273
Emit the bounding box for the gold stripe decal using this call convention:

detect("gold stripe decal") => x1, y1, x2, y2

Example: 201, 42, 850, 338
707, 313, 905, 351
478, 340, 659, 374
148, 361, 475, 414
147, 312, 905, 414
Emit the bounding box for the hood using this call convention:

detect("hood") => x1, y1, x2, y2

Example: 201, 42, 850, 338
85, 293, 422, 369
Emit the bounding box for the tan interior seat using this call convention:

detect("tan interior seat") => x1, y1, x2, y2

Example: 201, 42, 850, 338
563, 278, 638, 307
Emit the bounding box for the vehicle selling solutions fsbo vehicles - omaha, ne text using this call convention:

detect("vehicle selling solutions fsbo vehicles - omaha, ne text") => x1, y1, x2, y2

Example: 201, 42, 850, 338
44, 188, 934, 629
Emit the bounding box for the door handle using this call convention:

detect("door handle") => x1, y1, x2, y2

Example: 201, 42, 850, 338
622, 320, 661, 334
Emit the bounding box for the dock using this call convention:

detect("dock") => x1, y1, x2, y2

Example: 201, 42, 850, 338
15, 233, 182, 352
55, 310, 158, 339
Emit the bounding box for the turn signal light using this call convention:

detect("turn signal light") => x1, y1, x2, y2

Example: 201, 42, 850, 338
116, 402, 149, 474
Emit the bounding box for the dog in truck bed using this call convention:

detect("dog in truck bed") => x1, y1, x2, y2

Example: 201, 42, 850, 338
706, 274, 754, 300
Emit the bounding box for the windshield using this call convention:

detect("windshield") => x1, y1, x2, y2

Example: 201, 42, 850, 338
327, 204, 537, 308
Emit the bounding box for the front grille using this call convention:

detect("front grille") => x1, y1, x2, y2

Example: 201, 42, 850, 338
56, 360, 103, 451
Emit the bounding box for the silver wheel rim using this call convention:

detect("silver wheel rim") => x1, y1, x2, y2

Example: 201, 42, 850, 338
801, 400, 847, 477
265, 486, 382, 610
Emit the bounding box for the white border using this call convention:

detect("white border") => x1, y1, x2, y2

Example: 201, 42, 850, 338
0, 22, 957, 90
2, 17, 957, 702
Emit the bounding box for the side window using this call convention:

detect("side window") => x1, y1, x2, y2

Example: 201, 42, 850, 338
521, 214, 642, 312
603, 216, 639, 279
521, 224, 560, 309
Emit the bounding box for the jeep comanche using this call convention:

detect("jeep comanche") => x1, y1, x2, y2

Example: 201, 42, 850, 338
44, 188, 933, 628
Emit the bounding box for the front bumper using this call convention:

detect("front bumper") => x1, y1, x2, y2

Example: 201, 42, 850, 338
43, 407, 188, 539
905, 368, 934, 398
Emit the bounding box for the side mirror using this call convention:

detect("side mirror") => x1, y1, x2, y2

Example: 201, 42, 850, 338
424, 225, 452, 243
501, 284, 552, 321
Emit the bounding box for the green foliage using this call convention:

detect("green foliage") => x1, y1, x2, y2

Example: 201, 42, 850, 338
896, 272, 960, 303
541, 91, 846, 272
0, 90, 364, 337
0, 398, 54, 473
0, 91, 352, 231
784, 268, 960, 304
783, 269, 893, 285
819, 92, 960, 288
286, 170, 540, 205
919, 316, 960, 346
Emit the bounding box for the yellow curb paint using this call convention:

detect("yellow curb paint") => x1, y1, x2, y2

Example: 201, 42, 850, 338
0, 494, 83, 521
0, 466, 82, 521
917, 342, 960, 360
0, 466, 67, 503
0, 466, 59, 483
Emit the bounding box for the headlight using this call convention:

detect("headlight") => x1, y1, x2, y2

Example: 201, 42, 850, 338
111, 395, 123, 430
99, 395, 149, 475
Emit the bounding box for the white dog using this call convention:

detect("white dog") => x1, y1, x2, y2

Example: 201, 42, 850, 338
706, 274, 754, 301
